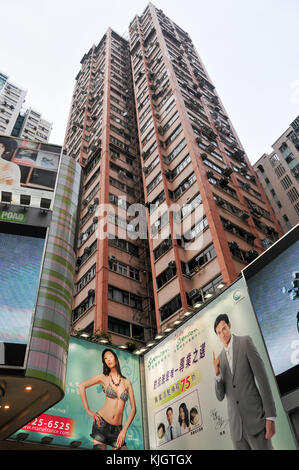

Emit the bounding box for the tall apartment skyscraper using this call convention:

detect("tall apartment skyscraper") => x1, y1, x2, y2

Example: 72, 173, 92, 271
64, 3, 282, 341
254, 115, 299, 234
64, 30, 155, 346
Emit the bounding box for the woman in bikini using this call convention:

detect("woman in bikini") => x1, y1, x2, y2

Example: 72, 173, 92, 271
78, 348, 136, 450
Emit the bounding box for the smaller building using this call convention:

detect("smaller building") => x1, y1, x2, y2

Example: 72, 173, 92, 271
254, 115, 299, 233
11, 107, 52, 143
0, 71, 52, 143
0, 72, 26, 136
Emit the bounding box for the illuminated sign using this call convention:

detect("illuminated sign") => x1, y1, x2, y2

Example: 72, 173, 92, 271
0, 231, 45, 367
0, 210, 26, 223
144, 279, 297, 450
13, 337, 144, 450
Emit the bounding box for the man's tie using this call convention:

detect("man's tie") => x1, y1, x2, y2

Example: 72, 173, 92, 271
170, 426, 173, 440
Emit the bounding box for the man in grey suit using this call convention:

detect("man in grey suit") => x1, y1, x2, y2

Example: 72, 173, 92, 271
213, 314, 276, 450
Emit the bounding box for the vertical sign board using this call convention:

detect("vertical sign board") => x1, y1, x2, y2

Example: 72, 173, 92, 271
0, 226, 46, 368
143, 279, 297, 450
12, 337, 144, 450
0, 135, 62, 369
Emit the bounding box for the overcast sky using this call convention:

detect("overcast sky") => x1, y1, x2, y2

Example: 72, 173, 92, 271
1, 0, 298, 164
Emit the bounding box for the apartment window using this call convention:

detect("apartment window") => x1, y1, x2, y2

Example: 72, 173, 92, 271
143, 140, 157, 160
282, 215, 292, 230
108, 285, 143, 310
108, 316, 130, 337
142, 126, 155, 145
160, 294, 182, 322
171, 154, 191, 179
148, 190, 166, 212
154, 237, 172, 260
147, 172, 162, 193
171, 172, 196, 200
287, 187, 299, 204
144, 155, 160, 175
162, 111, 179, 133
183, 243, 216, 275
75, 264, 96, 293
167, 139, 187, 163
203, 158, 223, 174
183, 216, 208, 244
294, 203, 299, 217
108, 234, 139, 256
151, 210, 169, 236
109, 193, 127, 210
109, 258, 140, 281
156, 265, 177, 289
221, 217, 255, 245
285, 153, 294, 165
73, 293, 95, 323
269, 154, 280, 167
181, 193, 202, 219
164, 124, 182, 147
280, 175, 293, 190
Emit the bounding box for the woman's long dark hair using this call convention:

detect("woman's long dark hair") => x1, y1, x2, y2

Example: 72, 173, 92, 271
178, 403, 189, 427
101, 348, 126, 378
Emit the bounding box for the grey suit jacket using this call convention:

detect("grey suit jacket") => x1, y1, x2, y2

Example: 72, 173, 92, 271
215, 335, 276, 442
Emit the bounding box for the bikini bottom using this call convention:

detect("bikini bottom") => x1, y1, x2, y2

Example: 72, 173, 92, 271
90, 415, 125, 448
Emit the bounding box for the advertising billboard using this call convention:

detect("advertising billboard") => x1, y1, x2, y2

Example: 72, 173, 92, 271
0, 135, 61, 207
12, 336, 144, 450
0, 224, 46, 368
143, 279, 297, 450
243, 226, 299, 398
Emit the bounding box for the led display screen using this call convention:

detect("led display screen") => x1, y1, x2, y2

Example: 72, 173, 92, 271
246, 238, 299, 396
0, 231, 45, 367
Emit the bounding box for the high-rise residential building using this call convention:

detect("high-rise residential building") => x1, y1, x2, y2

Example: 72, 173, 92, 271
0, 71, 52, 142
64, 2, 283, 340
0, 72, 26, 136
254, 115, 299, 234
64, 29, 156, 346
11, 107, 53, 143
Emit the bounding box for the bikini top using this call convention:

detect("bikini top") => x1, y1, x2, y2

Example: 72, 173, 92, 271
104, 385, 129, 402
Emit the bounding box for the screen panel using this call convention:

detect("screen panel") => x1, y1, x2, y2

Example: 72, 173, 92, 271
0, 226, 45, 368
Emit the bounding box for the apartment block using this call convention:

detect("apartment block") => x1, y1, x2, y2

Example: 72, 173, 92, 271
129, 3, 282, 332
254, 115, 299, 233
64, 2, 283, 342
64, 30, 156, 346
0, 71, 52, 142
0, 72, 26, 135
11, 107, 53, 143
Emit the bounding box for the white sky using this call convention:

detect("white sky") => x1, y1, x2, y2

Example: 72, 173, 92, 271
1, 0, 298, 164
